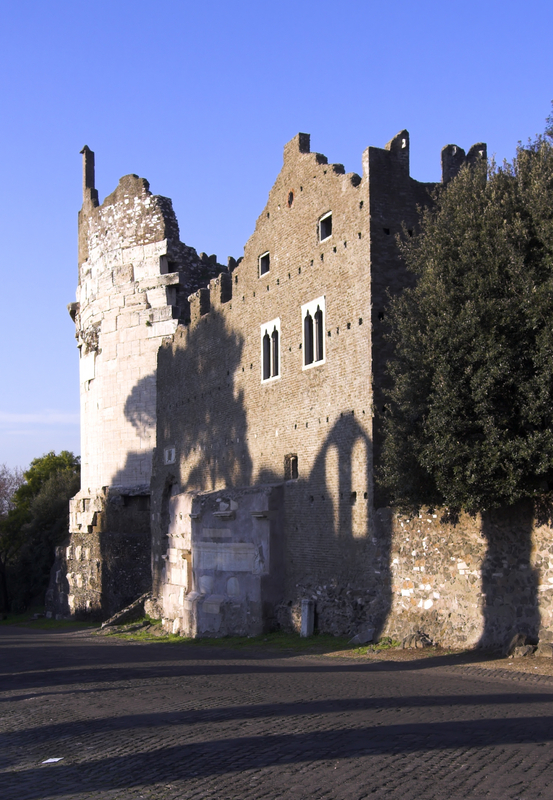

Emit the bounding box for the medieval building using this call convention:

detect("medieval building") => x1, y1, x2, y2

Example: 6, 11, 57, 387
48, 130, 553, 650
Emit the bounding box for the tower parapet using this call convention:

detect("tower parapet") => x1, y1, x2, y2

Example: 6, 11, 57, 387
442, 142, 487, 183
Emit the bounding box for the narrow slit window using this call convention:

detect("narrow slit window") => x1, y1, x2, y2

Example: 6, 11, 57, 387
261, 318, 280, 381
304, 312, 314, 366
284, 453, 298, 480
319, 212, 332, 241
271, 327, 279, 377
314, 306, 324, 362
262, 332, 271, 380
259, 251, 270, 276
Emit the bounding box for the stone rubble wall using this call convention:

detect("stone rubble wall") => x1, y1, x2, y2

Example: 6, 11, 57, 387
279, 502, 553, 650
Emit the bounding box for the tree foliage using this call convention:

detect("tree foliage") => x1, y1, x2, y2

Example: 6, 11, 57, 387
0, 451, 80, 612
381, 115, 553, 513
0, 464, 24, 518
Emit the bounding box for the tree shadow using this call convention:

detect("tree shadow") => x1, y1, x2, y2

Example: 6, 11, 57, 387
270, 413, 391, 638
479, 501, 541, 649
150, 309, 254, 603
109, 307, 394, 638
88, 375, 163, 618
160, 313, 253, 492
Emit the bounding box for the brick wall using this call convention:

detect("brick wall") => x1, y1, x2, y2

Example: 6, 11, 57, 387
151, 132, 435, 635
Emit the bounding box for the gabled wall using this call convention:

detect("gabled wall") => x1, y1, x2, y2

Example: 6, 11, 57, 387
150, 132, 440, 636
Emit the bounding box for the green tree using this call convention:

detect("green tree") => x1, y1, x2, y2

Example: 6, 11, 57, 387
0, 451, 80, 612
0, 464, 24, 611
380, 115, 553, 513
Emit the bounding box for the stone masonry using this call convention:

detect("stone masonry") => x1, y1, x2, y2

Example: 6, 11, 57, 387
48, 147, 218, 618
49, 131, 553, 650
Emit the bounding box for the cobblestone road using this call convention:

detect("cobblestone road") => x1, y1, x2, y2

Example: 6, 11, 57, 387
2, 628, 553, 800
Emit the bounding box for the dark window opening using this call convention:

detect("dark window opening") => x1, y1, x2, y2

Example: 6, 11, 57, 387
288, 191, 294, 207
262, 333, 271, 380
314, 307, 324, 362
383, 228, 390, 235
271, 327, 279, 377
259, 252, 270, 276
319, 212, 332, 241
378, 312, 385, 321
262, 321, 280, 381
304, 312, 314, 365
284, 453, 299, 480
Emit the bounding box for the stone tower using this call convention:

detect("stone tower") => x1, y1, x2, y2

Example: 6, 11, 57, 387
48, 147, 218, 618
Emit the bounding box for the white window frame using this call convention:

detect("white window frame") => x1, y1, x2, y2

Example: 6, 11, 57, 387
302, 296, 326, 369
260, 317, 281, 382
258, 251, 270, 277
319, 211, 332, 242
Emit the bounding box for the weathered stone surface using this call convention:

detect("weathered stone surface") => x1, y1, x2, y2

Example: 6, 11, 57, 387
535, 642, 553, 658
47, 147, 220, 621
505, 633, 528, 657
402, 632, 433, 650
348, 625, 375, 645
513, 645, 536, 658
154, 485, 284, 638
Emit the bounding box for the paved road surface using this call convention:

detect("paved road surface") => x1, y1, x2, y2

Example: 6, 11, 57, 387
1, 627, 553, 799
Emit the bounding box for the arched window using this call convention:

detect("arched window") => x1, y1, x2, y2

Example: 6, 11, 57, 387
304, 312, 314, 366
302, 296, 325, 369
262, 332, 271, 380
271, 327, 279, 377
261, 318, 281, 381
314, 306, 324, 362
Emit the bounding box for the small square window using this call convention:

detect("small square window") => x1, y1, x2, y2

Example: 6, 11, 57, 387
164, 447, 176, 465
259, 251, 270, 276
319, 212, 332, 241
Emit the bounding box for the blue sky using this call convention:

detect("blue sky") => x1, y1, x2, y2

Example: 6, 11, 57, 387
0, 0, 551, 469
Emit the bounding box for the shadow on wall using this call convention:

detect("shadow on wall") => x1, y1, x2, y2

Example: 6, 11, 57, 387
151, 310, 254, 597
479, 501, 541, 648
88, 373, 160, 617
123, 374, 157, 449
148, 308, 394, 639
268, 413, 392, 638
170, 314, 253, 492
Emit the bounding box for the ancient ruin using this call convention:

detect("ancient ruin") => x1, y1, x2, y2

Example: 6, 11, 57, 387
47, 131, 553, 649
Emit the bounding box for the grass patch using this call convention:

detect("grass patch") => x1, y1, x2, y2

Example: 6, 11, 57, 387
102, 622, 353, 653
0, 606, 99, 630
350, 636, 402, 656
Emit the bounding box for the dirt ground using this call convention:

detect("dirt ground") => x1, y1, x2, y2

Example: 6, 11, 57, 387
327, 643, 553, 679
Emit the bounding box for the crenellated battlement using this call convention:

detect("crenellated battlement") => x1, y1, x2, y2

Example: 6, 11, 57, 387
442, 141, 487, 183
